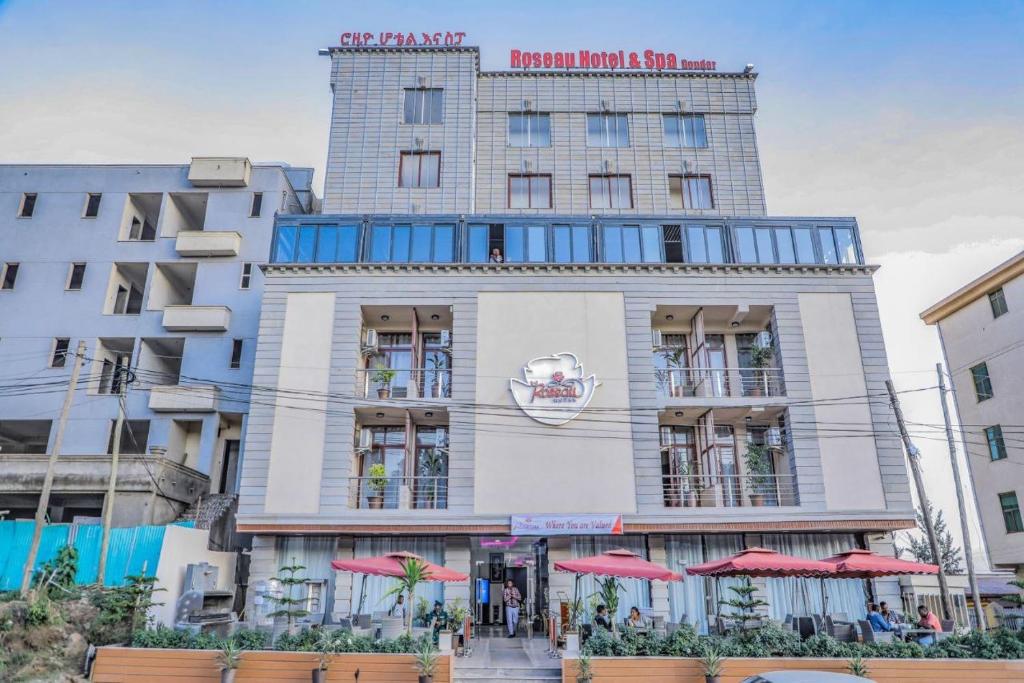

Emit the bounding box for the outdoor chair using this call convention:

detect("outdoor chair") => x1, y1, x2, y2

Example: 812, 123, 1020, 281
665, 622, 680, 636
796, 616, 817, 640
380, 616, 404, 640
335, 617, 352, 630
355, 613, 372, 628
940, 619, 955, 632
858, 619, 893, 644
812, 614, 825, 633
831, 612, 849, 622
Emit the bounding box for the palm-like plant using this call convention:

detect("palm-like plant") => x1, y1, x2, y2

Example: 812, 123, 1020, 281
591, 577, 625, 634
382, 557, 431, 633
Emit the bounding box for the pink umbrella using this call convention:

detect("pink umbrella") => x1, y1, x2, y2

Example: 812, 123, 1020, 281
685, 547, 834, 578
555, 548, 682, 581
821, 549, 938, 578
332, 551, 468, 616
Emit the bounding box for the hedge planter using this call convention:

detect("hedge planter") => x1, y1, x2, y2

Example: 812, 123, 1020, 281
91, 647, 453, 682
561, 656, 1024, 683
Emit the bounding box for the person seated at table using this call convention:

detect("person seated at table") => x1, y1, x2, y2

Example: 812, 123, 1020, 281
866, 603, 894, 632
914, 604, 943, 645
389, 593, 406, 620
626, 606, 648, 629
879, 601, 900, 625
429, 601, 448, 644
593, 605, 612, 631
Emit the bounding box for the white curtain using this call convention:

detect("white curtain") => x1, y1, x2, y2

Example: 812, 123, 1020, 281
761, 533, 867, 619
571, 536, 651, 623
275, 536, 339, 617
352, 537, 444, 617
666, 534, 744, 634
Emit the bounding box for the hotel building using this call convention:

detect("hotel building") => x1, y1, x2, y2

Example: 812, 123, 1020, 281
237, 45, 919, 631
922, 251, 1024, 579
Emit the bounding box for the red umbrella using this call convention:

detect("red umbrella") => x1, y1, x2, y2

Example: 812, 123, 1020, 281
821, 549, 938, 578
685, 547, 834, 578
554, 548, 682, 581
331, 551, 468, 582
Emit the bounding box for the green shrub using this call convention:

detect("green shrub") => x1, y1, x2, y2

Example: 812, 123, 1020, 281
861, 639, 925, 659
582, 629, 616, 656
659, 624, 702, 657
801, 633, 856, 658
232, 628, 268, 650
722, 622, 804, 657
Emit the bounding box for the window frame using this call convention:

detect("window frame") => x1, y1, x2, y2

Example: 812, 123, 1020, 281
250, 192, 263, 218
586, 113, 630, 148
51, 338, 71, 368
508, 112, 551, 148
683, 224, 727, 264
1, 262, 19, 290
503, 224, 549, 263
986, 425, 1007, 461
588, 174, 634, 209
368, 223, 456, 263
988, 288, 1008, 318
230, 339, 243, 369
668, 174, 714, 210
18, 193, 37, 218
239, 262, 253, 289
402, 87, 444, 125
601, 224, 663, 263
507, 174, 553, 209
662, 113, 708, 148
551, 224, 592, 263
398, 151, 442, 189
971, 362, 994, 402
1000, 492, 1023, 534
82, 193, 102, 218
66, 263, 86, 291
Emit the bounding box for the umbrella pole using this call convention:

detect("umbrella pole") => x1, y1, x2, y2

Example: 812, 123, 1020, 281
820, 578, 828, 616
356, 575, 366, 616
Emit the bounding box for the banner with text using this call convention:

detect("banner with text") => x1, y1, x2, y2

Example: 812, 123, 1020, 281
510, 514, 624, 536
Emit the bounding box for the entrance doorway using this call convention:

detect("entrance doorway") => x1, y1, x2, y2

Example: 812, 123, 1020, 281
469, 537, 548, 637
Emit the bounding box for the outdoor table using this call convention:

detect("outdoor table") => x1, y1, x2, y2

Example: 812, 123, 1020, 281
901, 627, 936, 643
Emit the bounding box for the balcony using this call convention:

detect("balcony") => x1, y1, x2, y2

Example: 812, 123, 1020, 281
188, 157, 251, 187
662, 473, 799, 508
149, 384, 220, 412
162, 305, 231, 331
175, 230, 242, 257
356, 367, 452, 400
347, 475, 448, 510
655, 367, 785, 399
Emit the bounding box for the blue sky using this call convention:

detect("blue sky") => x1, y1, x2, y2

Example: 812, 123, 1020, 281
2, 0, 1023, 563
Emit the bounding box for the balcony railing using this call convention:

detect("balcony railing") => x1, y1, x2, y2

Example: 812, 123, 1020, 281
356, 368, 452, 399
655, 367, 785, 399
347, 475, 448, 510
662, 473, 798, 507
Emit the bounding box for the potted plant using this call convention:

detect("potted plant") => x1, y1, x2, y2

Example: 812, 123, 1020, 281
564, 596, 584, 653
444, 597, 468, 654
268, 559, 309, 636
658, 345, 688, 398
743, 443, 773, 507
309, 629, 334, 683
216, 639, 241, 683
748, 339, 774, 397
575, 653, 593, 682
373, 363, 397, 399
366, 463, 388, 509
382, 557, 429, 634
718, 580, 767, 629
699, 646, 723, 683
592, 577, 624, 635
413, 642, 439, 683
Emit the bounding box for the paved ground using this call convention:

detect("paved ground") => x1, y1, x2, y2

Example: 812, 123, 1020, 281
453, 632, 562, 682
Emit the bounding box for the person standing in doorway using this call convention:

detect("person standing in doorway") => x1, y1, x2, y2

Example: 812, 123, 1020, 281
503, 579, 522, 638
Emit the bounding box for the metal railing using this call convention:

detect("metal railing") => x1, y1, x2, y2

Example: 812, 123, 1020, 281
347, 475, 448, 510
661, 473, 799, 507
655, 367, 785, 399
356, 367, 452, 399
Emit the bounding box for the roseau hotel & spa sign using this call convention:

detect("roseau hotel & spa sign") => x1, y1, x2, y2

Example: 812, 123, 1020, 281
509, 48, 717, 72
510, 352, 599, 426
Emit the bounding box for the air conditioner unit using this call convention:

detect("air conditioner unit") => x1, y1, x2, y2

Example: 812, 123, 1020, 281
357, 427, 373, 450
766, 427, 784, 449
361, 329, 379, 356
434, 430, 449, 449
440, 329, 452, 349
651, 329, 664, 348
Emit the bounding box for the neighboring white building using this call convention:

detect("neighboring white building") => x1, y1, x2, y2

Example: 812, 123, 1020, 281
922, 251, 1024, 578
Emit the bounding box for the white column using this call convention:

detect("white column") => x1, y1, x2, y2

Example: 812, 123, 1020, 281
867, 533, 903, 609
332, 536, 355, 617
244, 535, 278, 626
548, 537, 574, 629
445, 536, 472, 608
648, 534, 671, 619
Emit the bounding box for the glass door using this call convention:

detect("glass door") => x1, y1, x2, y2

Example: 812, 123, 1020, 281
420, 333, 451, 399
414, 426, 448, 509
369, 333, 414, 398
706, 334, 728, 397
714, 426, 741, 507
359, 426, 406, 508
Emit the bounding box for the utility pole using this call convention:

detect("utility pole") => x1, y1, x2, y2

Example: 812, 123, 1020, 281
20, 340, 87, 596
885, 379, 954, 621
97, 365, 129, 586
937, 364, 986, 630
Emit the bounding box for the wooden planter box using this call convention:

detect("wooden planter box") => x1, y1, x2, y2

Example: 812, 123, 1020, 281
91, 647, 452, 682
562, 656, 1024, 683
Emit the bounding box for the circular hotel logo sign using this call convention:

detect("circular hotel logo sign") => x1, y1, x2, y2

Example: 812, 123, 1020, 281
509, 352, 599, 426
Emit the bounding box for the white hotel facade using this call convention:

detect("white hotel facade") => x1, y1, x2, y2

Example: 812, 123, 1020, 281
237, 45, 921, 632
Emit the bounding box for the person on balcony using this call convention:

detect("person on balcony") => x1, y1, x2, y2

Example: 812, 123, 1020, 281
489, 247, 504, 263
503, 579, 522, 638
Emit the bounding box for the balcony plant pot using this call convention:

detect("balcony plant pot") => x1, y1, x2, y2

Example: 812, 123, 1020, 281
564, 631, 580, 653
438, 631, 454, 652
377, 387, 391, 399
367, 495, 384, 509
705, 677, 721, 683
418, 677, 433, 683
749, 493, 765, 507
220, 671, 236, 683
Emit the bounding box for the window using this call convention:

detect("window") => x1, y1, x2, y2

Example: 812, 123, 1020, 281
239, 262, 253, 289
971, 362, 993, 401
403, 88, 444, 124
504, 225, 548, 262
113, 283, 144, 315
18, 193, 36, 218
602, 225, 662, 263
127, 215, 156, 241
663, 114, 707, 148
1, 263, 19, 290
467, 224, 504, 263
669, 175, 713, 210
67, 263, 86, 291
230, 339, 243, 369
250, 192, 263, 218
83, 193, 102, 218
1000, 492, 1023, 533
51, 338, 71, 368
586, 113, 629, 147
369, 224, 455, 263
508, 113, 550, 147
552, 225, 591, 263
989, 288, 1008, 318
0, 420, 52, 454
986, 425, 1007, 461
589, 175, 633, 209
684, 225, 725, 263
272, 225, 360, 264
508, 174, 552, 209
735, 226, 801, 264
818, 226, 857, 264
107, 420, 150, 455
398, 152, 441, 188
